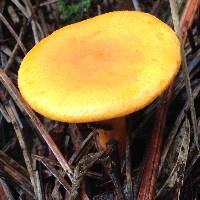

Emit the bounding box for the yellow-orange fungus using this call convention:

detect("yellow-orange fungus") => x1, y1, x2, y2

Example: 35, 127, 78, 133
18, 11, 181, 123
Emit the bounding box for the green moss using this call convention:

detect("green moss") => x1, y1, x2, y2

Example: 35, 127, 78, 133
58, 0, 91, 21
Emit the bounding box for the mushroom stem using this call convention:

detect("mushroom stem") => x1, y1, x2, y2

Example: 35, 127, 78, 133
98, 117, 126, 156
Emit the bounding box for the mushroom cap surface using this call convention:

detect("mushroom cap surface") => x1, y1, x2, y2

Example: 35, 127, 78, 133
18, 11, 181, 122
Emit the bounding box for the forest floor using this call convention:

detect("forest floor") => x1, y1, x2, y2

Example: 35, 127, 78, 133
0, 0, 200, 199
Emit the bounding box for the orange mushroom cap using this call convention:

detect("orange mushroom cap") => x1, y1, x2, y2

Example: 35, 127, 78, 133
18, 11, 181, 123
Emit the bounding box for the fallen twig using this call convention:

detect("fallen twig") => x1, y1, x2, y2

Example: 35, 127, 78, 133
131, 0, 141, 11
4, 99, 38, 199
126, 129, 133, 200
0, 178, 15, 200
33, 155, 71, 193
180, 0, 200, 43
0, 13, 26, 54
21, 0, 40, 43
69, 130, 98, 166
68, 123, 83, 152
4, 20, 26, 71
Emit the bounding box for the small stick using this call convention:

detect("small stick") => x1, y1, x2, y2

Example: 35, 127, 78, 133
32, 154, 61, 167
35, 0, 49, 37
68, 124, 89, 200
0, 69, 73, 181
4, 20, 26, 71
0, 13, 26, 54
169, 0, 199, 151
68, 123, 82, 151
132, 0, 141, 11
0, 2, 7, 67
2, 137, 17, 152
39, 0, 59, 7
10, 0, 28, 18
180, 0, 200, 43
126, 130, 133, 200
69, 130, 98, 165
0, 102, 11, 123
0, 46, 22, 64
5, 99, 38, 199
34, 156, 71, 193
21, 0, 40, 43
34, 170, 43, 200
0, 178, 15, 200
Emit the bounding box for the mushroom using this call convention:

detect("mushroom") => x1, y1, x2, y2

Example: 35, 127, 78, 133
18, 11, 181, 156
